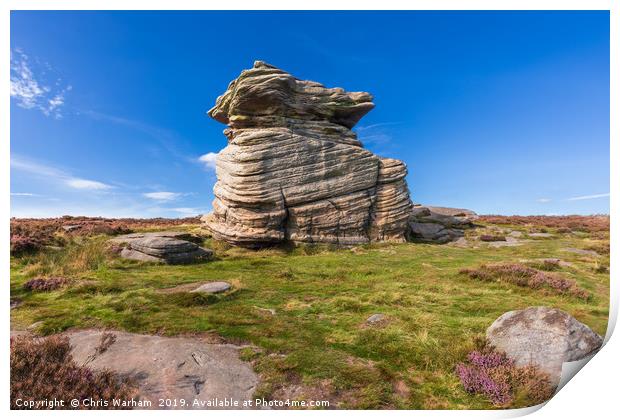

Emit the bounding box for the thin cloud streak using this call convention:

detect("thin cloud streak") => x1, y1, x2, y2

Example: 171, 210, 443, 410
143, 191, 183, 201
11, 192, 40, 197
11, 156, 114, 191
66, 178, 112, 190
567, 193, 610, 201
170, 207, 205, 215
355, 122, 402, 132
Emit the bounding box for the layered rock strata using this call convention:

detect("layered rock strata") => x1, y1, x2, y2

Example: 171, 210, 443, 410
116, 234, 213, 264
202, 61, 413, 247
408, 205, 477, 244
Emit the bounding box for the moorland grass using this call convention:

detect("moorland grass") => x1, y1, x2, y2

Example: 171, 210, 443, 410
10, 223, 610, 409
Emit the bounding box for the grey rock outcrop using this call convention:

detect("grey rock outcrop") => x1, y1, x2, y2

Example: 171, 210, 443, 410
202, 61, 413, 247
486, 306, 603, 384
408, 205, 477, 244
116, 234, 213, 264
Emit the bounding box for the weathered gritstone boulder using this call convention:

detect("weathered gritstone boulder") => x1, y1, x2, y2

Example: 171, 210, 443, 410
118, 235, 213, 264
408, 205, 477, 244
202, 61, 413, 247
486, 306, 603, 384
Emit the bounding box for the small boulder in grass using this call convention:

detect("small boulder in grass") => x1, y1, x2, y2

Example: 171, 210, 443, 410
366, 313, 387, 325
486, 306, 603, 386
191, 281, 232, 294
23, 277, 70, 292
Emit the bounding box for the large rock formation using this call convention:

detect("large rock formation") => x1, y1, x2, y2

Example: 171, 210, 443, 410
202, 61, 413, 247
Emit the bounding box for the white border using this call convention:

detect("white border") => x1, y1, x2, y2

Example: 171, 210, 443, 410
2, 2, 616, 419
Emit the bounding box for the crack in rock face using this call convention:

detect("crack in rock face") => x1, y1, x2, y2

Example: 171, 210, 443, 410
202, 60, 414, 248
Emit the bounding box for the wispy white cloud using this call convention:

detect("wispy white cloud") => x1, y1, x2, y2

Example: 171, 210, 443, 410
143, 191, 183, 201
170, 207, 204, 215
199, 152, 218, 170
356, 122, 402, 132
66, 178, 112, 190
353, 122, 401, 156
567, 193, 610, 201
10, 48, 71, 118
11, 156, 113, 191
537, 198, 552, 203
11, 192, 40, 197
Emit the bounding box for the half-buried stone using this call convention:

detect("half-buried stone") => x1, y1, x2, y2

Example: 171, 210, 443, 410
192, 282, 232, 294
120, 236, 213, 264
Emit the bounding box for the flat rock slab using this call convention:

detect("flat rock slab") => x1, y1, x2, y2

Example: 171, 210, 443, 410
485, 236, 524, 248
109, 231, 203, 245
131, 237, 199, 257
192, 282, 232, 294
120, 248, 162, 262
116, 234, 214, 264
69, 330, 258, 409
562, 248, 599, 257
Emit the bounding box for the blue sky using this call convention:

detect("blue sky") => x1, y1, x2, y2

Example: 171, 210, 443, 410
10, 11, 609, 217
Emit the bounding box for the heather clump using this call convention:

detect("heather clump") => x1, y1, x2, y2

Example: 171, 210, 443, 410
11, 216, 200, 241
10, 234, 43, 256
478, 215, 609, 233
10, 335, 136, 409
456, 350, 553, 407
460, 263, 589, 299
23, 277, 70, 292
